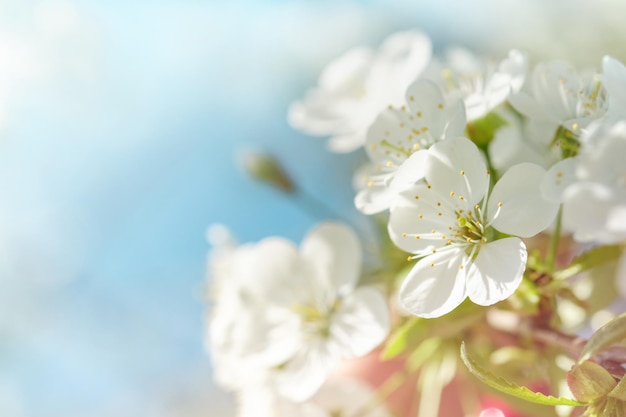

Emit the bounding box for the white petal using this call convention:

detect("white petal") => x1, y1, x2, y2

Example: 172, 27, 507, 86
445, 98, 468, 138
490, 125, 552, 171
330, 286, 390, 357
602, 56, 626, 118
426, 136, 489, 206
244, 238, 316, 305
399, 251, 468, 318
355, 185, 397, 215
327, 129, 368, 153
365, 107, 415, 165
488, 163, 560, 237
388, 185, 452, 254
483, 72, 513, 112
508, 92, 545, 120
404, 79, 450, 138
388, 149, 428, 190
540, 158, 577, 202
319, 47, 373, 91
275, 341, 339, 402
301, 222, 362, 294
371, 30, 432, 94
500, 49, 528, 93
466, 238, 527, 306
562, 182, 619, 243
288, 92, 349, 136
313, 378, 392, 417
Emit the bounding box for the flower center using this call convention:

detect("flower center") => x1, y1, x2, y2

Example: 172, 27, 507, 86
457, 216, 485, 243
292, 300, 341, 339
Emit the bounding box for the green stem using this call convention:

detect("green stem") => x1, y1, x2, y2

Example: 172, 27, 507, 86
352, 367, 411, 417
546, 207, 563, 273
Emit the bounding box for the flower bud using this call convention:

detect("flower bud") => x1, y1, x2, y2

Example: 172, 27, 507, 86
240, 151, 295, 193
567, 360, 617, 402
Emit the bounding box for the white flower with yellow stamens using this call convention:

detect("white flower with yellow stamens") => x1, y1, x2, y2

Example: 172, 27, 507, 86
425, 48, 527, 121
355, 80, 466, 214
601, 55, 626, 121
288, 30, 432, 153
388, 137, 559, 318
509, 60, 608, 139
208, 222, 390, 402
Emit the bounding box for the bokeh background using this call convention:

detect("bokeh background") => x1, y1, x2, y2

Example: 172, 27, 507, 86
2, 1, 626, 416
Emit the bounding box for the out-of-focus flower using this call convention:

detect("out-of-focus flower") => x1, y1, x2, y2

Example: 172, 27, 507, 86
488, 109, 559, 171
289, 31, 432, 153
425, 48, 527, 121
509, 60, 608, 140
355, 80, 465, 214
207, 222, 390, 402
543, 121, 626, 244
602, 56, 626, 121
237, 377, 390, 417
388, 137, 559, 317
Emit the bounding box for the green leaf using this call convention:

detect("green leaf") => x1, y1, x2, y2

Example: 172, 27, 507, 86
578, 312, 626, 363
381, 317, 425, 360
381, 302, 484, 360
553, 244, 622, 281
460, 342, 587, 406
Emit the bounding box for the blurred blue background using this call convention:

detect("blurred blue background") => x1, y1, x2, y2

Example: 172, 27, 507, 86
1, 1, 626, 416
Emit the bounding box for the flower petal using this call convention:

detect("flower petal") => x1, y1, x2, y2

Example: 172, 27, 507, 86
388, 185, 451, 254
399, 251, 468, 318
301, 222, 362, 294
562, 181, 619, 243
488, 162, 560, 237
466, 238, 527, 306
355, 185, 398, 215
426, 136, 489, 206
540, 158, 577, 202
330, 286, 390, 357
388, 149, 428, 190
275, 341, 339, 402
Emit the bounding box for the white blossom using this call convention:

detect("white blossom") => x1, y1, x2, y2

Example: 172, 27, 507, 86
425, 48, 527, 121
389, 137, 559, 317
289, 31, 432, 153
601, 55, 626, 121
207, 222, 390, 402
509, 60, 608, 139
355, 80, 465, 214
237, 378, 390, 417
543, 121, 626, 244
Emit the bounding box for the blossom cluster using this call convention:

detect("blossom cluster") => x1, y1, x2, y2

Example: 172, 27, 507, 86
206, 30, 626, 417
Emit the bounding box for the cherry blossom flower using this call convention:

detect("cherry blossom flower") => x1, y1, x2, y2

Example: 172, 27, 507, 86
388, 137, 559, 317
488, 109, 560, 172
542, 121, 626, 244
237, 377, 391, 417
289, 31, 432, 153
509, 60, 608, 140
424, 48, 527, 121
207, 222, 390, 402
601, 55, 626, 121
355, 80, 465, 214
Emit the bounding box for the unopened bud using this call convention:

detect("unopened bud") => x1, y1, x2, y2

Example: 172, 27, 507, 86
240, 151, 295, 193
567, 360, 617, 402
